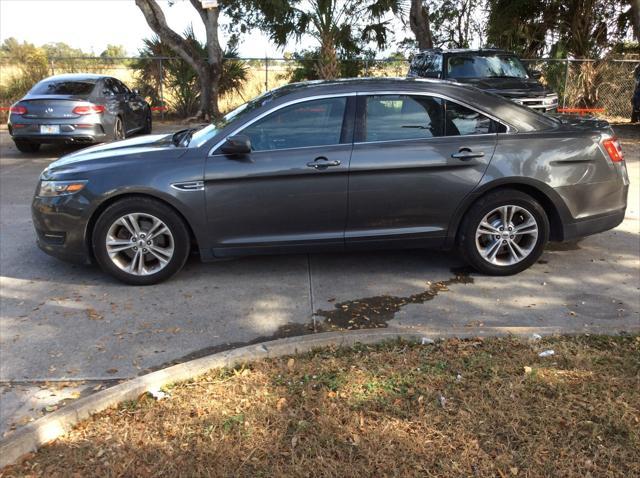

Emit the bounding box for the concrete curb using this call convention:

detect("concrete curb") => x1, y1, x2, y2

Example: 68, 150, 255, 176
0, 324, 630, 468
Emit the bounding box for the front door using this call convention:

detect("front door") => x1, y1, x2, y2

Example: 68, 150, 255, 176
204, 96, 354, 256
346, 93, 498, 248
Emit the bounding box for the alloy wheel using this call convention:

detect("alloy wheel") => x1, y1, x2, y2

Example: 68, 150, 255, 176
105, 213, 174, 276
474, 205, 539, 266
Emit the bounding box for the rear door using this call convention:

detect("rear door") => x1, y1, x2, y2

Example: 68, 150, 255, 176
346, 93, 498, 248
204, 95, 355, 256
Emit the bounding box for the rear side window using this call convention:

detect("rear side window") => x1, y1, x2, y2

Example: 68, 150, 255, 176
241, 97, 347, 152
30, 80, 96, 96
445, 101, 501, 135
409, 54, 442, 78
364, 95, 443, 142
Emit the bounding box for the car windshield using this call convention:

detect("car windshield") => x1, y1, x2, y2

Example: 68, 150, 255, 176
189, 88, 282, 147
30, 80, 97, 96
447, 54, 529, 79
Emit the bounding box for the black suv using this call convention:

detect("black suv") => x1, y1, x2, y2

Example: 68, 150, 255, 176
409, 48, 558, 113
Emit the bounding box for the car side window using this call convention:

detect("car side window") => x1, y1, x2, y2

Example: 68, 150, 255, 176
241, 97, 347, 152
444, 101, 495, 136
103, 79, 118, 96
115, 79, 131, 94
364, 95, 444, 142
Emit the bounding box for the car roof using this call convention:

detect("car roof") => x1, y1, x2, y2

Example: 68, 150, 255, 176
254, 77, 556, 132
415, 48, 514, 56
39, 73, 106, 82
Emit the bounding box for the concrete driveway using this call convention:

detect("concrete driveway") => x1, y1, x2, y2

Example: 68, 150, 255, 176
1, 124, 638, 437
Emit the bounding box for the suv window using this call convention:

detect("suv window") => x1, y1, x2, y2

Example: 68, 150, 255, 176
364, 95, 443, 142
409, 54, 442, 78
242, 97, 347, 152
446, 54, 528, 79
445, 101, 496, 135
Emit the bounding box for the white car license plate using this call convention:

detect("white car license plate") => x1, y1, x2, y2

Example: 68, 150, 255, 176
40, 125, 60, 134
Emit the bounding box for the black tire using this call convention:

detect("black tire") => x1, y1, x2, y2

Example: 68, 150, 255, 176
113, 116, 125, 140
14, 140, 40, 153
92, 197, 190, 285
632, 109, 640, 123
458, 189, 549, 276
141, 111, 152, 134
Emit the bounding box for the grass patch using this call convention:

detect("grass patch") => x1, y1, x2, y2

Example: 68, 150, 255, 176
2, 335, 639, 477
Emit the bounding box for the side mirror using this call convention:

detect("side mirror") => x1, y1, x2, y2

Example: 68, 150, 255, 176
220, 134, 251, 155
529, 69, 542, 80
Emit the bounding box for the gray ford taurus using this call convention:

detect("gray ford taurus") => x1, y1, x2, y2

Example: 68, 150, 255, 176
31, 78, 629, 285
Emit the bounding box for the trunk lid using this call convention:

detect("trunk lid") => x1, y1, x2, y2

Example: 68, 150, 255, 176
19, 95, 89, 120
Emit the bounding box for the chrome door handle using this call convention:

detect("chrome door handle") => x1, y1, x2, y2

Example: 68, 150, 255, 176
306, 157, 341, 169
451, 148, 485, 161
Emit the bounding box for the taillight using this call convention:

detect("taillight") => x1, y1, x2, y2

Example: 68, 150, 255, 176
10, 105, 27, 115
72, 104, 105, 115
602, 137, 624, 162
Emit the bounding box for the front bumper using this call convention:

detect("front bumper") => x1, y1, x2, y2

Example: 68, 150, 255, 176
32, 194, 92, 264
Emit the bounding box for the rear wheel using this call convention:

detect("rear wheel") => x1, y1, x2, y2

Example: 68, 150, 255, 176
92, 197, 190, 285
632, 109, 640, 123
113, 117, 125, 140
458, 189, 549, 275
14, 140, 40, 153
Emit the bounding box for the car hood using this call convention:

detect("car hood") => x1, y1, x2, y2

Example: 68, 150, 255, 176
453, 77, 554, 98
45, 134, 184, 174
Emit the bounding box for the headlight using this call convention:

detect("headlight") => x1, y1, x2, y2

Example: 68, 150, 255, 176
38, 180, 88, 197
544, 95, 558, 106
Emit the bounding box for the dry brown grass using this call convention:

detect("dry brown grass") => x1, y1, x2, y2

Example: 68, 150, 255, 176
2, 335, 639, 478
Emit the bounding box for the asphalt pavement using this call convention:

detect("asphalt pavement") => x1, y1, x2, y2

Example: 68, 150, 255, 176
1, 123, 638, 438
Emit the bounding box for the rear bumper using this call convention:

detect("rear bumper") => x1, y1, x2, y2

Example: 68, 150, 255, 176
562, 207, 626, 241
9, 122, 107, 144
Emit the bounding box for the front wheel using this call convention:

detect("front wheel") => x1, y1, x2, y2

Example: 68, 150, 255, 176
458, 189, 549, 276
92, 197, 190, 285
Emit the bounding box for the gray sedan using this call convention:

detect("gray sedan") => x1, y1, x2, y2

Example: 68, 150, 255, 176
31, 78, 629, 285
8, 74, 152, 153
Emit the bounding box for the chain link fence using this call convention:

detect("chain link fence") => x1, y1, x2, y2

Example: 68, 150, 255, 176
1, 56, 638, 121
521, 58, 637, 120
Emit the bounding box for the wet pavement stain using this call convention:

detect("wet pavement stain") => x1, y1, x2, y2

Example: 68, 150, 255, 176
315, 272, 474, 330
146, 271, 475, 373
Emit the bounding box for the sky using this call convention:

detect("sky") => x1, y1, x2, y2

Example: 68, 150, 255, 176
0, 0, 403, 58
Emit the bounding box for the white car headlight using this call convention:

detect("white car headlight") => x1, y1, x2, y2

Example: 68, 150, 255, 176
544, 95, 558, 106
38, 180, 87, 197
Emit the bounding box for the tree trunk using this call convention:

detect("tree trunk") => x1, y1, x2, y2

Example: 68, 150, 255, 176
135, 0, 223, 120
409, 0, 433, 50
632, 0, 640, 42
316, 34, 339, 80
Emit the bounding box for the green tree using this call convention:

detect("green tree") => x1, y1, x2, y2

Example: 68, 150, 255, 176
238, 0, 392, 79
100, 44, 128, 58
132, 30, 248, 117
0, 38, 49, 102
135, 0, 230, 119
